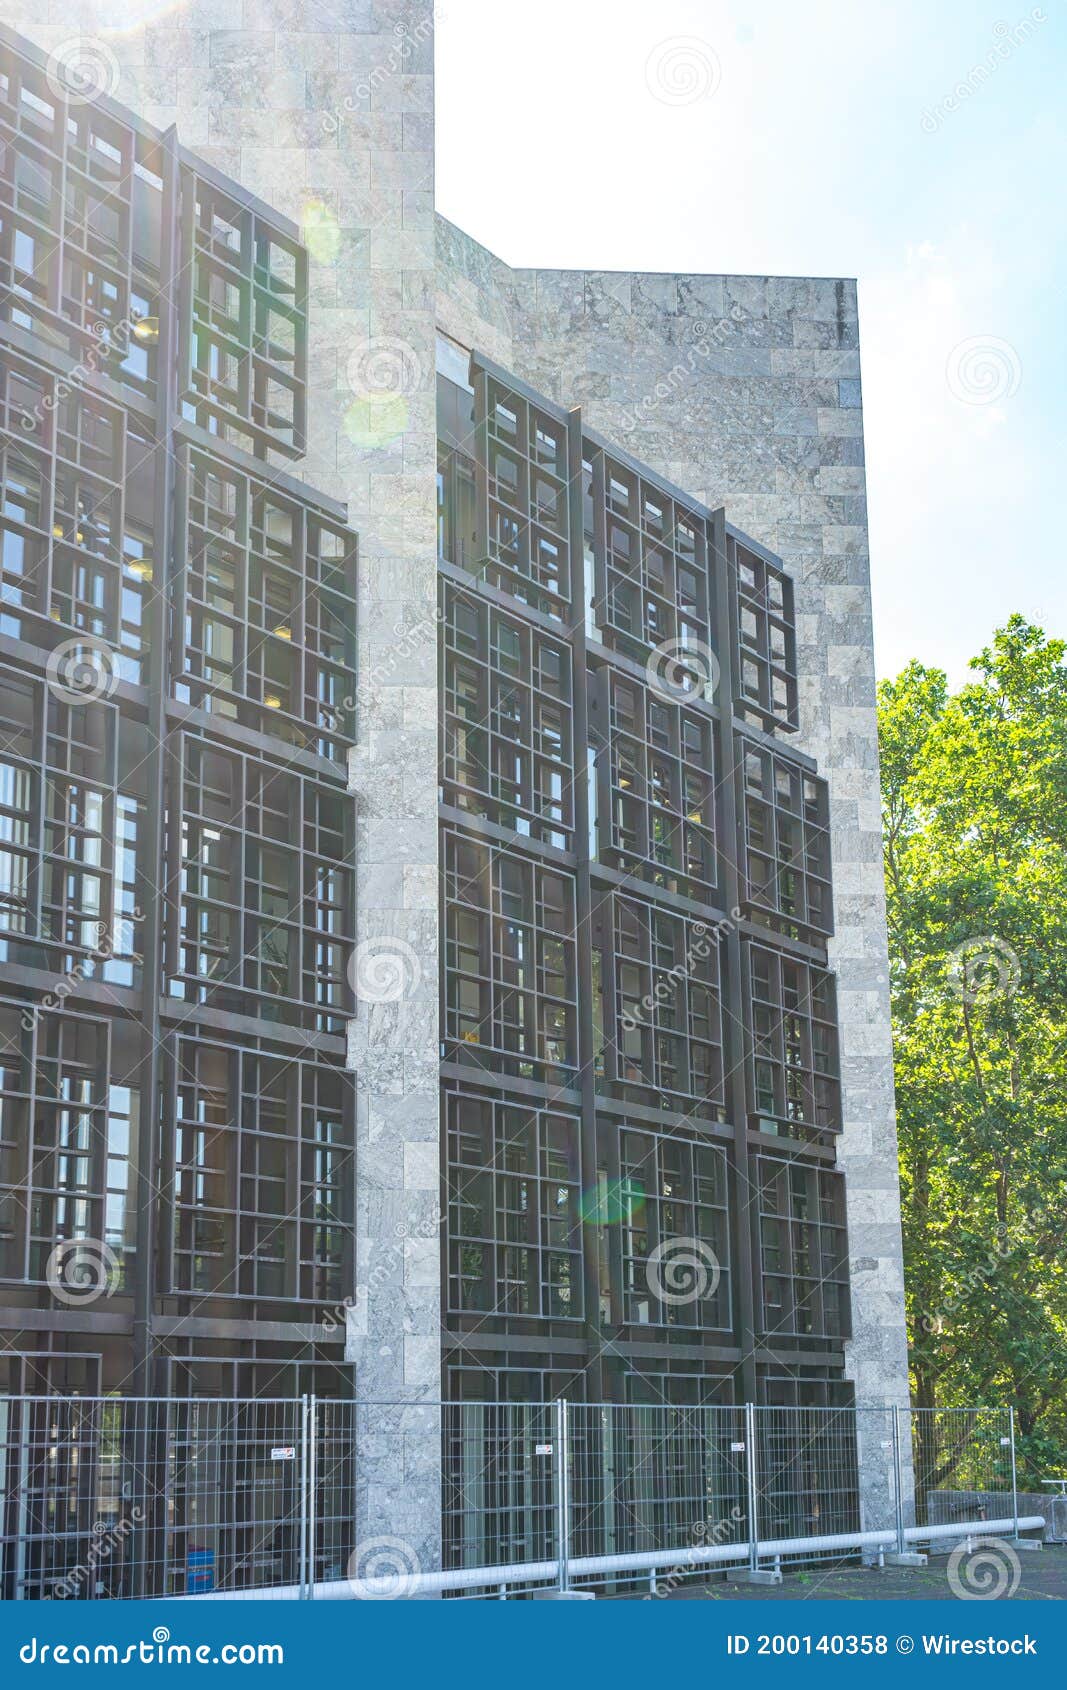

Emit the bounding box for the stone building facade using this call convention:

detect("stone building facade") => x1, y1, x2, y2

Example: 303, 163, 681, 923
436, 219, 909, 1427
0, 0, 907, 1560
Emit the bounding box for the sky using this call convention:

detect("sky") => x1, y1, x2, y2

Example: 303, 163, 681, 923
434, 0, 1066, 683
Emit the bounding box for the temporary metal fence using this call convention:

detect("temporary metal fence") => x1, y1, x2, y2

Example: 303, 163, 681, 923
0, 1396, 1040, 1600
906, 1406, 1018, 1539
0, 1397, 320, 1601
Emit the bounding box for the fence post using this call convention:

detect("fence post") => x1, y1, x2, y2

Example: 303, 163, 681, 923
299, 1394, 309, 1599
741, 1402, 782, 1585
1005, 1406, 1043, 1551
556, 1397, 569, 1593
885, 1405, 927, 1567
307, 1394, 318, 1598
1008, 1408, 1019, 1542
892, 1405, 906, 1556
745, 1402, 759, 1576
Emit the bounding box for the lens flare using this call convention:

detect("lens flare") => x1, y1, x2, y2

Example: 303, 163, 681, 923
302, 199, 341, 266
579, 1177, 645, 1226
342, 395, 409, 450
102, 2, 189, 36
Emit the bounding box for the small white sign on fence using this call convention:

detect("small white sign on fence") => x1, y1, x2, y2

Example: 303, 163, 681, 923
270, 1446, 297, 1461
535, 1443, 553, 1456
730, 1441, 746, 1452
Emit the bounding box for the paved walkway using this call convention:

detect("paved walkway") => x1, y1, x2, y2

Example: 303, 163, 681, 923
649, 1544, 1067, 1601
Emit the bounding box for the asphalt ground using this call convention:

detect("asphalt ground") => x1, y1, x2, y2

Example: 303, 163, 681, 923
641, 1543, 1067, 1601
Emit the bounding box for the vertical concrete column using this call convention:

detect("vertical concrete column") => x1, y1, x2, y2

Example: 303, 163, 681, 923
783, 279, 911, 1527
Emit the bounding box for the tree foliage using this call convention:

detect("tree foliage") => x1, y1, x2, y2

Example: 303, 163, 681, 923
879, 616, 1067, 1479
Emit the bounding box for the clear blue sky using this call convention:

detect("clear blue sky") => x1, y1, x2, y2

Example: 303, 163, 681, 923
435, 0, 1066, 683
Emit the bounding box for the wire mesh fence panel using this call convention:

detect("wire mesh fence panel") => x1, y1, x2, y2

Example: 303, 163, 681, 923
852, 1404, 900, 1538
159, 1399, 307, 1598
907, 1407, 1015, 1531
342, 1400, 444, 1597
0, 1397, 313, 1599
442, 1401, 557, 1574
0, 1396, 131, 1600
312, 1398, 356, 1590
753, 1405, 861, 1555
568, 1404, 749, 1566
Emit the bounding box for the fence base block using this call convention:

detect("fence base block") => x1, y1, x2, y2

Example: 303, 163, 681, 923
533, 1589, 596, 1601
885, 1552, 927, 1568
737, 1569, 783, 1585
1012, 1539, 1043, 1552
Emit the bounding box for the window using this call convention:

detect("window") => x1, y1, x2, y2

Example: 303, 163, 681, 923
757, 1157, 850, 1341
446, 1090, 582, 1321
0, 46, 161, 397
471, 376, 572, 618
614, 1129, 731, 1330
173, 734, 353, 1034
443, 829, 578, 1085
597, 895, 726, 1118
742, 743, 832, 937
170, 1037, 352, 1309
182, 177, 307, 459
0, 356, 153, 675
0, 1000, 136, 1293
178, 447, 356, 760
586, 446, 713, 663
0, 666, 145, 984
441, 580, 574, 847
747, 943, 841, 1134
596, 673, 718, 898
734, 541, 798, 731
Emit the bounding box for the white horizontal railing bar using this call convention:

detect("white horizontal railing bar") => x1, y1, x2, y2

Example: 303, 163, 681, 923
0, 1397, 1015, 1408
177, 1515, 1042, 1601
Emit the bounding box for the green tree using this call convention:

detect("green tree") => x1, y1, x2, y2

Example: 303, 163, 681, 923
879, 616, 1067, 1479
